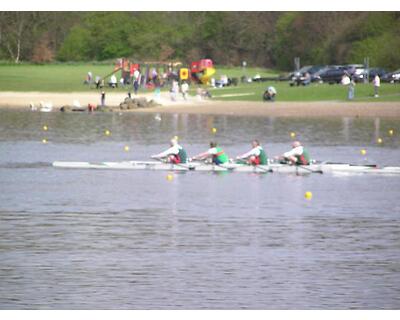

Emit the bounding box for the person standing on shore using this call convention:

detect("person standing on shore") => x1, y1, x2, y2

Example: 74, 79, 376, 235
373, 74, 380, 98
133, 69, 140, 95
170, 80, 179, 101
101, 91, 105, 107
133, 79, 139, 95
181, 81, 189, 100
348, 78, 355, 100
154, 76, 162, 100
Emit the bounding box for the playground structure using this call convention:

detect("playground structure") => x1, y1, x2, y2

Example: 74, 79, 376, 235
95, 58, 216, 89
190, 59, 216, 85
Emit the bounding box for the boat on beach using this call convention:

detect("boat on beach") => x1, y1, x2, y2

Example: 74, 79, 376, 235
52, 160, 400, 175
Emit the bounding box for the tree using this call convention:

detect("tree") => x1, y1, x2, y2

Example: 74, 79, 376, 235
32, 33, 55, 63
57, 26, 92, 61
0, 12, 34, 63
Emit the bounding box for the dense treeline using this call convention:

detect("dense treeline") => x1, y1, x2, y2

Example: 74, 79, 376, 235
0, 12, 399, 70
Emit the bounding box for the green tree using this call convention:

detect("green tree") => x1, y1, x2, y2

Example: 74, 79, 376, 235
57, 26, 92, 61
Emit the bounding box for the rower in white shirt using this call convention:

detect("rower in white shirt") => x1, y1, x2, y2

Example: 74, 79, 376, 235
277, 141, 311, 165
151, 138, 188, 164
236, 140, 268, 165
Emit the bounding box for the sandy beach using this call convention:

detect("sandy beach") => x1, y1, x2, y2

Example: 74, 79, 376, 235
1, 91, 400, 118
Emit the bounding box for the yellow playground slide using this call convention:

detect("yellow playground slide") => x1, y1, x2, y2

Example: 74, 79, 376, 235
199, 67, 216, 85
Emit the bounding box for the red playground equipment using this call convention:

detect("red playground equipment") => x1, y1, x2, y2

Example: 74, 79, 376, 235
190, 59, 216, 85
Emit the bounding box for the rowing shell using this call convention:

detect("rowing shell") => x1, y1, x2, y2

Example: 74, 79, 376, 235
52, 161, 400, 175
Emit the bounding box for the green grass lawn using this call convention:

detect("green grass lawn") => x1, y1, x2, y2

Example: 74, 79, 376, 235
0, 63, 115, 92
0, 63, 279, 92
0, 63, 399, 102
207, 81, 400, 102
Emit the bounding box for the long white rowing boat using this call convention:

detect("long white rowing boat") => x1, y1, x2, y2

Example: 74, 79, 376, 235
52, 160, 400, 175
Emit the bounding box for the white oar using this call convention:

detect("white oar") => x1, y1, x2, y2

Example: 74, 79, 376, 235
297, 165, 323, 174
153, 157, 195, 171
235, 159, 272, 173
191, 157, 233, 171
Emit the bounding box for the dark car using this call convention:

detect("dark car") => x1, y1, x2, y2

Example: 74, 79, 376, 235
319, 66, 348, 84
310, 66, 332, 83
290, 65, 312, 78
370, 68, 387, 78
290, 65, 326, 86
344, 64, 364, 76
354, 68, 387, 83
381, 69, 400, 83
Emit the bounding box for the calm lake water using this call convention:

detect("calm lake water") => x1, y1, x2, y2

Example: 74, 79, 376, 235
0, 109, 399, 309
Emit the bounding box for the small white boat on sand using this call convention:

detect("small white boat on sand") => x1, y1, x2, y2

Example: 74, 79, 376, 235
39, 101, 53, 112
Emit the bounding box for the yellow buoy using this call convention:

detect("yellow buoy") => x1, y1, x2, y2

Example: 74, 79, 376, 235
43, 125, 48, 131
290, 132, 296, 138
388, 129, 394, 136
377, 138, 383, 144
124, 145, 130, 152
304, 191, 313, 200
42, 138, 47, 144
166, 173, 174, 181
360, 149, 367, 156
105, 130, 111, 136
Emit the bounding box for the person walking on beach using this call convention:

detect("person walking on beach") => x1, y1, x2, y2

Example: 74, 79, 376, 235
373, 74, 380, 98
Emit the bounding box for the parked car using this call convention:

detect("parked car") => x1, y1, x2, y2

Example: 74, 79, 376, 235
351, 67, 367, 80
381, 69, 400, 83
354, 68, 387, 83
318, 66, 349, 84
370, 68, 387, 78
344, 64, 364, 76
290, 65, 312, 78
290, 65, 327, 86
310, 66, 332, 83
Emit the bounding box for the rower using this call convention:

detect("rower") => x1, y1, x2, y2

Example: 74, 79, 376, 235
192, 142, 229, 165
151, 138, 188, 164
278, 140, 310, 165
236, 140, 268, 165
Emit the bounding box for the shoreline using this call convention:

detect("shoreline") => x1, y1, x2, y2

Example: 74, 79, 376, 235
136, 100, 400, 118
1, 91, 400, 118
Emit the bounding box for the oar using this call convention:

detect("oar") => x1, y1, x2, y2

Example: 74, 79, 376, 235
235, 159, 273, 173
153, 157, 195, 171
214, 163, 235, 171
323, 161, 377, 168
190, 157, 233, 171
255, 165, 273, 173
297, 165, 323, 174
